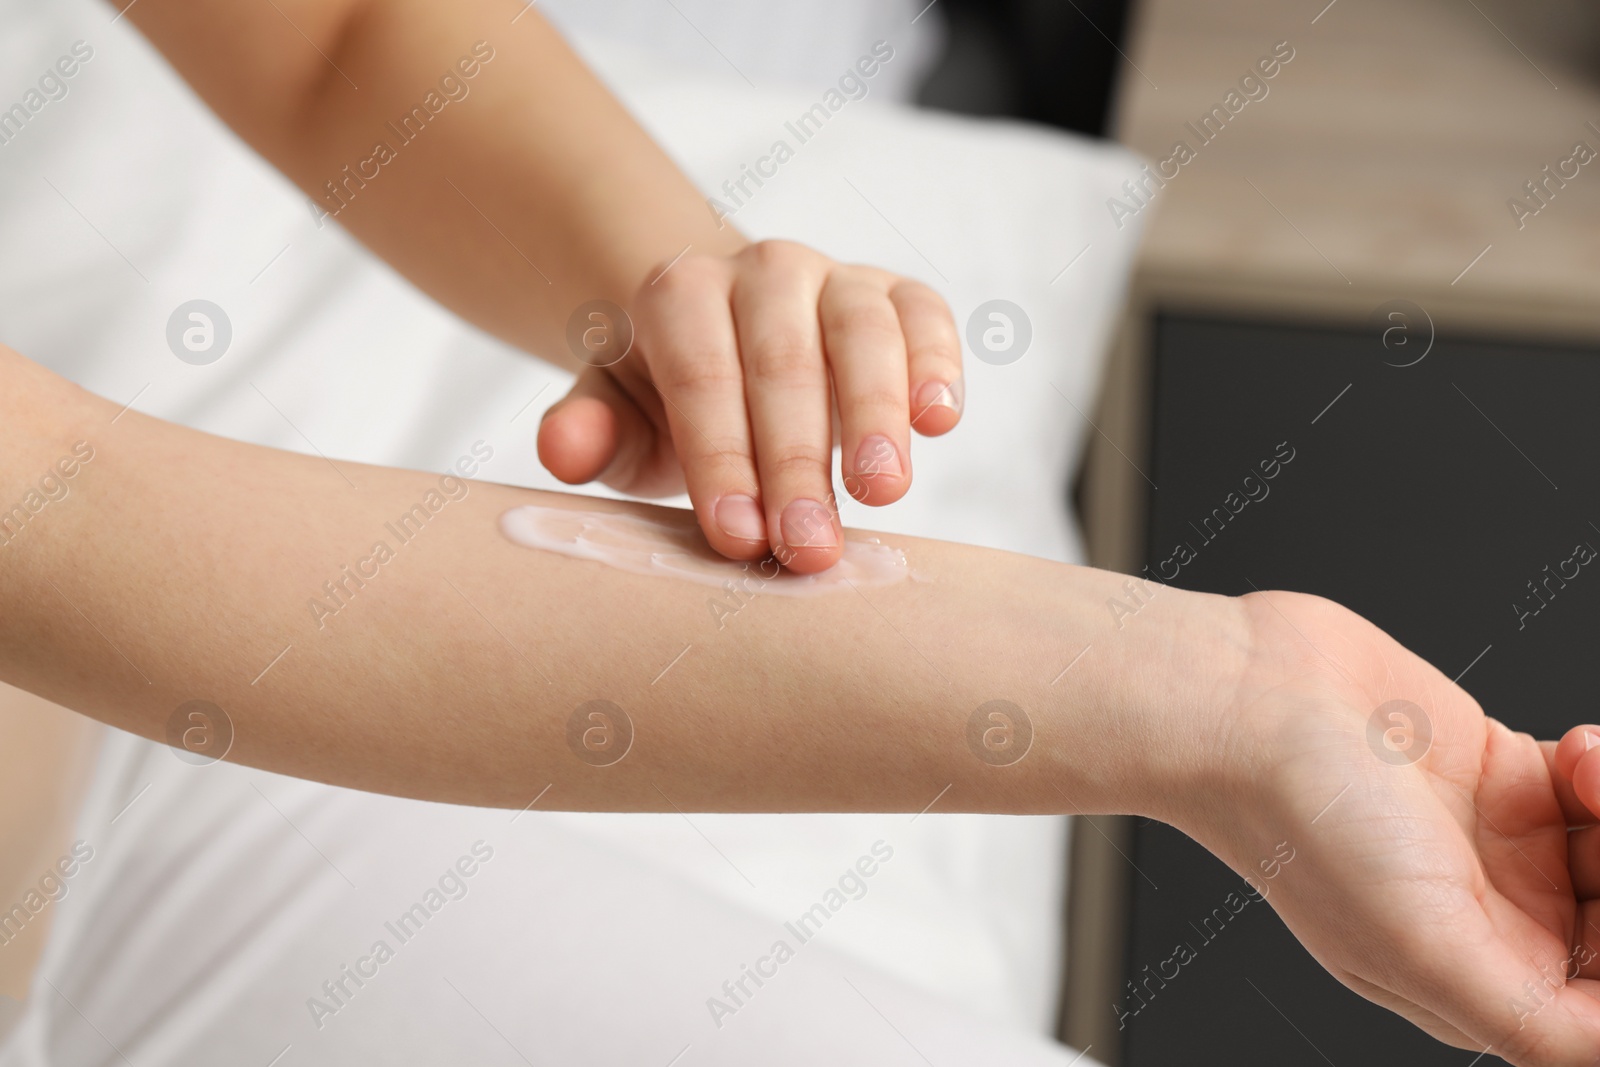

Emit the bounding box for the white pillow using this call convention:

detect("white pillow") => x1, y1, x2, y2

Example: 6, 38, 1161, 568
0, 0, 1146, 1035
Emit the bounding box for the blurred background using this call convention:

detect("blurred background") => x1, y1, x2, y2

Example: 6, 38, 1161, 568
8, 0, 1600, 1063
916, 0, 1132, 137
922, 1, 1600, 1064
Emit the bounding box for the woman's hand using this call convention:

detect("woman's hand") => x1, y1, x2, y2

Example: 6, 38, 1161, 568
1171, 590, 1600, 1066
536, 240, 964, 574
129, 0, 961, 576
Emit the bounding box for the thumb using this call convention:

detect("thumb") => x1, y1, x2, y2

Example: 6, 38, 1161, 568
536, 368, 681, 496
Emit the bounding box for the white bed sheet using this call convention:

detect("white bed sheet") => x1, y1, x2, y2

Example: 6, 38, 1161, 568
0, 0, 1146, 1043
6, 727, 1114, 1066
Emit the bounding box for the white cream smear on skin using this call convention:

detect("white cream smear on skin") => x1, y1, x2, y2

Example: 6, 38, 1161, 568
499, 504, 911, 595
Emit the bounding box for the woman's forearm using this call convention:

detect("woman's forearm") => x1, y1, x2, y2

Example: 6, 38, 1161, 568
0, 348, 1249, 816
124, 0, 746, 366
17, 359, 1597, 1063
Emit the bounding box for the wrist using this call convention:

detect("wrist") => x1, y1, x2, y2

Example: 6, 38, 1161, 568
1070, 579, 1257, 826
1130, 588, 1385, 847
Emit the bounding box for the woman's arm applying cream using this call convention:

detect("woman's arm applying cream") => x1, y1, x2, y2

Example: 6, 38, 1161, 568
0, 346, 1245, 817
15, 349, 1600, 1063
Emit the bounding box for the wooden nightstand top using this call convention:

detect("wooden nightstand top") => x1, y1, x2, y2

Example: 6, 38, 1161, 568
1116, 0, 1600, 340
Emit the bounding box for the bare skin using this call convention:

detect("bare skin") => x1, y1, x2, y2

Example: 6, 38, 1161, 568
9, 7, 1600, 1061
0, 347, 1233, 817
3, 347, 1600, 1062
118, 0, 964, 573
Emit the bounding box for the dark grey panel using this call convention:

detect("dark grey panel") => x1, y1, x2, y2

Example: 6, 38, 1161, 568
1121, 312, 1600, 1066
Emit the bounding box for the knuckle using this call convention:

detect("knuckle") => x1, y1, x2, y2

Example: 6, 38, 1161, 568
764, 445, 831, 480
824, 301, 901, 344
841, 384, 906, 419
744, 332, 821, 382
653, 358, 742, 396
742, 239, 813, 272
887, 283, 961, 366
907, 331, 961, 369
689, 436, 756, 473
829, 262, 892, 287
890, 277, 946, 310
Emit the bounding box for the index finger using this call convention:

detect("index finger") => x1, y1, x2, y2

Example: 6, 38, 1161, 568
633, 256, 771, 563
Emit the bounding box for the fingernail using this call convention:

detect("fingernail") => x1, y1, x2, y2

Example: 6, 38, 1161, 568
781, 499, 839, 549
714, 494, 766, 542
853, 435, 904, 480
914, 378, 964, 418
1587, 732, 1599, 752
